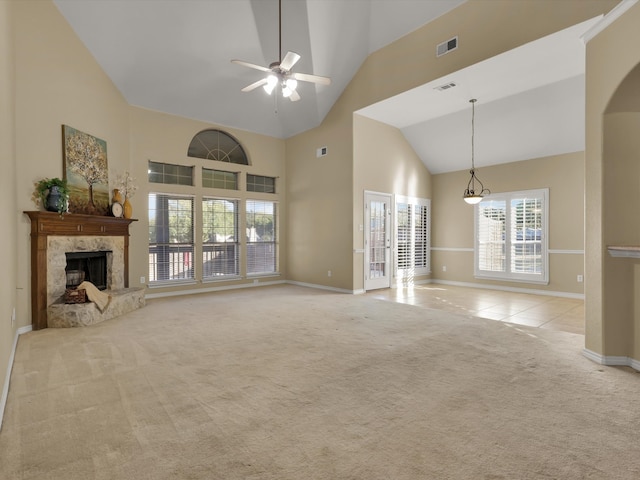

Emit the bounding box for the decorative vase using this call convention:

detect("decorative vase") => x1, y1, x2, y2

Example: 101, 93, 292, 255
46, 186, 63, 213
112, 188, 123, 204
123, 197, 133, 219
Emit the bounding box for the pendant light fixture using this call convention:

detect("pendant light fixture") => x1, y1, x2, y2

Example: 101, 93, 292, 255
463, 99, 490, 204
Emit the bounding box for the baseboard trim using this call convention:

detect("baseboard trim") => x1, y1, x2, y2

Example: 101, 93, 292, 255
1, 325, 32, 431
582, 349, 640, 371
286, 280, 357, 294
430, 279, 584, 300
145, 279, 287, 299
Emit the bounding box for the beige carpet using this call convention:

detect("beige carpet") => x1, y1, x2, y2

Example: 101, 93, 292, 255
1, 284, 639, 479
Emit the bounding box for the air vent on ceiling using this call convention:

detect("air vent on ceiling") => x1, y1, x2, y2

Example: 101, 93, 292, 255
434, 82, 457, 92
436, 36, 458, 57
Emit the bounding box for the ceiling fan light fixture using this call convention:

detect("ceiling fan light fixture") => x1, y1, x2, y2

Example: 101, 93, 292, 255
282, 78, 298, 97
263, 75, 278, 95
285, 78, 297, 91
463, 99, 490, 204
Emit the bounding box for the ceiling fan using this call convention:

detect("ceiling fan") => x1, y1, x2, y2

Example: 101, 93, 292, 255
231, 0, 331, 102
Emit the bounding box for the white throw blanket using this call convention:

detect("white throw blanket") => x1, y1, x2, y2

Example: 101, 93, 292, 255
77, 281, 111, 312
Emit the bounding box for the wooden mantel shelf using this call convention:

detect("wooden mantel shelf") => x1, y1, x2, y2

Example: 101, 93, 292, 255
24, 211, 137, 330
607, 245, 640, 259
25, 211, 137, 236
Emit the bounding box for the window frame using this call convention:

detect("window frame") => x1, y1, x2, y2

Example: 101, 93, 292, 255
394, 195, 431, 279
246, 173, 276, 194
474, 188, 549, 284
148, 192, 196, 285
201, 196, 241, 280
246, 199, 278, 276
148, 160, 194, 186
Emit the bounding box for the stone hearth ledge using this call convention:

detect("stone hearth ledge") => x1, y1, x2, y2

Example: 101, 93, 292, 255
47, 287, 145, 328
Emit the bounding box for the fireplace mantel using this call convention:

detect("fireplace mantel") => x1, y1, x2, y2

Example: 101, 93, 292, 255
24, 211, 137, 330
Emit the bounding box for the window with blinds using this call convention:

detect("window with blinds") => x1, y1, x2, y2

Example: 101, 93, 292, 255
202, 198, 239, 279
246, 200, 277, 275
148, 194, 195, 283
395, 196, 430, 278
475, 189, 548, 284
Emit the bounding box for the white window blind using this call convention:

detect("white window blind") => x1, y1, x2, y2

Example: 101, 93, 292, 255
475, 189, 548, 284
395, 196, 430, 278
202, 198, 239, 278
148, 193, 195, 283
246, 200, 278, 275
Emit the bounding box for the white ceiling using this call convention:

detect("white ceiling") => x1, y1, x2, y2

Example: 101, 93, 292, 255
53, 0, 465, 139
53, 0, 601, 174
358, 17, 601, 173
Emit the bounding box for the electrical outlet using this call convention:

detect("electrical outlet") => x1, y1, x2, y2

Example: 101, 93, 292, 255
442, 266, 447, 272
11, 308, 15, 327
140, 276, 145, 284
328, 270, 332, 277
577, 275, 583, 283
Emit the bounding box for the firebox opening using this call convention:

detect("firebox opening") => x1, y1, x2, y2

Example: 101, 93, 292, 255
65, 251, 110, 291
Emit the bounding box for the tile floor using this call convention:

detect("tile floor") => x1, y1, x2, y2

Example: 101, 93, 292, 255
367, 283, 585, 335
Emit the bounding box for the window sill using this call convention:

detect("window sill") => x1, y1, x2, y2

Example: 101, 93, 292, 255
474, 274, 549, 286
202, 276, 243, 283
247, 273, 281, 279
148, 279, 198, 288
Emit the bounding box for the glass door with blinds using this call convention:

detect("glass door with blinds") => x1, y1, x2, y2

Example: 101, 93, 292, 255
365, 192, 392, 291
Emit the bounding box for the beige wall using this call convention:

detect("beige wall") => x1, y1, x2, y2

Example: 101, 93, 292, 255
353, 115, 432, 291
286, 0, 616, 292
601, 112, 640, 356
585, 2, 640, 358
13, 0, 131, 331
432, 153, 585, 295
0, 0, 17, 420
285, 113, 353, 290
129, 107, 286, 296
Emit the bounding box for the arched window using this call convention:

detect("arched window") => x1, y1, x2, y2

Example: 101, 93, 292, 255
187, 129, 249, 165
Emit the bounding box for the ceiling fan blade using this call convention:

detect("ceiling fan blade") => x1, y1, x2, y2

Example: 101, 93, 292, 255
241, 78, 268, 92
231, 59, 270, 73
289, 89, 301, 102
292, 72, 331, 86
280, 51, 301, 71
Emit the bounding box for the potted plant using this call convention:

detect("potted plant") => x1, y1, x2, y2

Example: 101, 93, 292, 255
33, 177, 69, 214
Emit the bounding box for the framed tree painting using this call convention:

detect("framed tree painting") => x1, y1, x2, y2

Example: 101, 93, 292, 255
62, 125, 109, 215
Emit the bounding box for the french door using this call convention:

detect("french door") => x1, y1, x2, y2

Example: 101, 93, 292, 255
364, 192, 392, 290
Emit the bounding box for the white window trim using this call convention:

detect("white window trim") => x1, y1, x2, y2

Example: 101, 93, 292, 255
474, 188, 549, 285
246, 199, 279, 276
148, 192, 196, 285
394, 195, 431, 278
202, 196, 241, 279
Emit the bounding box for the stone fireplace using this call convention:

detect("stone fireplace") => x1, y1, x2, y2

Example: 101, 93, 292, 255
47, 236, 124, 306
25, 211, 144, 329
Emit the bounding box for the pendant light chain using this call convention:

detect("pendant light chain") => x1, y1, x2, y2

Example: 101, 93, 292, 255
471, 98, 476, 171
463, 98, 489, 204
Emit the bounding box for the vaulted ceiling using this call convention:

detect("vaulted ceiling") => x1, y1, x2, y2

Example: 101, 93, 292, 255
53, 0, 601, 174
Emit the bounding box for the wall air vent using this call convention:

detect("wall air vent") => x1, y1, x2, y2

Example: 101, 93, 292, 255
434, 82, 457, 92
316, 146, 328, 158
436, 36, 458, 57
